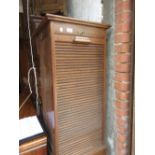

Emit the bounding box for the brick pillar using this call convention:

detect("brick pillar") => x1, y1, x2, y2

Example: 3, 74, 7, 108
114, 0, 134, 155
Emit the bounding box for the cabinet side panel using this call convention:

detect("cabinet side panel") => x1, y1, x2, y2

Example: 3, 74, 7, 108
35, 24, 55, 153
49, 22, 60, 155
102, 35, 107, 142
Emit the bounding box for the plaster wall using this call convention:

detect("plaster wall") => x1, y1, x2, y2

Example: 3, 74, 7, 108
103, 0, 116, 155
66, 0, 103, 22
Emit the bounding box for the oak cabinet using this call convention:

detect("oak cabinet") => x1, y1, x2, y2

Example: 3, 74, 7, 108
34, 14, 110, 155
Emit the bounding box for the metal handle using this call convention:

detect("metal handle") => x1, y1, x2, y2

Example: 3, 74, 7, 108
73, 36, 91, 44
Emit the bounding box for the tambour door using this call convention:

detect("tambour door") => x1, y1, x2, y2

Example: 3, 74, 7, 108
53, 23, 107, 155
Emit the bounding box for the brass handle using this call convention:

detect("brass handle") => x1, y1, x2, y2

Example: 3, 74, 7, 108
73, 36, 91, 44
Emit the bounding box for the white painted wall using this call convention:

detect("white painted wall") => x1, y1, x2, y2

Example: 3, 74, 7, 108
67, 0, 103, 23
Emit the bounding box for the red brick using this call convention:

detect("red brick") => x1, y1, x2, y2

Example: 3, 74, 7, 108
116, 0, 122, 3
115, 100, 129, 109
116, 114, 129, 125
116, 0, 133, 12
116, 22, 132, 33
116, 91, 130, 100
117, 133, 128, 143
115, 53, 131, 63
116, 148, 129, 155
115, 63, 131, 73
115, 1, 133, 154
116, 0, 124, 6
116, 12, 132, 23
116, 119, 129, 133
116, 108, 129, 116
117, 124, 129, 134
115, 33, 131, 43
122, 0, 133, 11
115, 73, 130, 81
115, 43, 131, 53
115, 81, 130, 91
115, 44, 122, 52
116, 116, 128, 126
117, 141, 128, 150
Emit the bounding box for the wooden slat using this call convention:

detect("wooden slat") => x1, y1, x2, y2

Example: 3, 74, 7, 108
55, 42, 105, 155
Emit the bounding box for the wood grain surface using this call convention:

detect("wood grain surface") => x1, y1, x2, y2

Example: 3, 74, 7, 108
34, 14, 110, 155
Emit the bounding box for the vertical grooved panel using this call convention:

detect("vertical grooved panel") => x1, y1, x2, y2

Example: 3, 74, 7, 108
55, 42, 105, 155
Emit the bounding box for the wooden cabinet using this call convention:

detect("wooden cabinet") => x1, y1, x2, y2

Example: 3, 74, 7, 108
34, 14, 110, 155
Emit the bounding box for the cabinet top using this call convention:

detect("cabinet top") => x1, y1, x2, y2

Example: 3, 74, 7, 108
33, 14, 111, 37
45, 14, 111, 29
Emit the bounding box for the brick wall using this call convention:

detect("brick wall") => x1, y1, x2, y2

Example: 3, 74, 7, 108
114, 0, 134, 154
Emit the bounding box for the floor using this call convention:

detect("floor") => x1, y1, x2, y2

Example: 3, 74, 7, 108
19, 92, 36, 119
